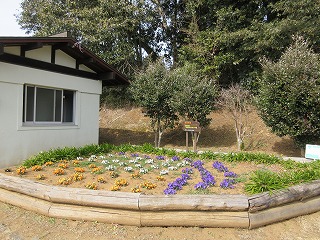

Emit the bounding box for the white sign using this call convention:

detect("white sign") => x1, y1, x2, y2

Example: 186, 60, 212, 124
305, 144, 320, 160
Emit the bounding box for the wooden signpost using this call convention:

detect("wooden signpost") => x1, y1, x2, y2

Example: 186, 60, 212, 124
183, 121, 201, 152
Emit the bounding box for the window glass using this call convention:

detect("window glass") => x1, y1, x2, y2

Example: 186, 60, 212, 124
63, 90, 74, 122
23, 85, 75, 124
55, 90, 62, 122
35, 87, 55, 122
26, 86, 34, 121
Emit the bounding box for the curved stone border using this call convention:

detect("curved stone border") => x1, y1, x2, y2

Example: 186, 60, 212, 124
0, 173, 319, 229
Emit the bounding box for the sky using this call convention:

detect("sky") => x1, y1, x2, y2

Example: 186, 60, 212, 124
0, 0, 28, 36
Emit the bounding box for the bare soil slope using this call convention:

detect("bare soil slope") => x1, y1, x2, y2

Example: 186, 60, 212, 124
100, 107, 301, 157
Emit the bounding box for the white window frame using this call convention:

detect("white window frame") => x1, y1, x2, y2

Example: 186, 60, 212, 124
23, 84, 76, 126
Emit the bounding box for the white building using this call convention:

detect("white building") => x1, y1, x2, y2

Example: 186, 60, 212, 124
0, 33, 129, 168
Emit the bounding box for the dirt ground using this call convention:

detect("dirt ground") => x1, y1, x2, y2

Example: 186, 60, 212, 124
1, 107, 319, 240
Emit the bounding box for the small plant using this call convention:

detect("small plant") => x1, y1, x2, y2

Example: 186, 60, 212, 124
97, 176, 106, 183
31, 165, 42, 171
53, 168, 65, 175
115, 179, 128, 187
244, 170, 283, 194
91, 167, 104, 174
156, 176, 166, 181
131, 172, 141, 179
85, 182, 98, 190
88, 163, 97, 169
16, 166, 26, 175
58, 163, 68, 169
58, 177, 72, 185
212, 161, 228, 172
45, 161, 54, 166
140, 181, 157, 190
110, 185, 121, 191
72, 173, 84, 181
220, 179, 236, 189
74, 167, 85, 173
35, 174, 45, 180
109, 171, 119, 178
131, 186, 141, 193
72, 160, 80, 165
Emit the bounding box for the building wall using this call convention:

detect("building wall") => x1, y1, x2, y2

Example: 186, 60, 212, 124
0, 61, 102, 168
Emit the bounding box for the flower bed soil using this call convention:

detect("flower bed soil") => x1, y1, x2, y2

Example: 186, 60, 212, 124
1, 152, 284, 195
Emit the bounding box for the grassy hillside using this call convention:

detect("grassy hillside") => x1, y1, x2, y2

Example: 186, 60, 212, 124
99, 107, 301, 157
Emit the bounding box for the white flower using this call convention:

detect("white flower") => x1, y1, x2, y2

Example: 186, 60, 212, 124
99, 155, 106, 159
88, 155, 97, 162
145, 159, 154, 164
151, 165, 159, 169
76, 157, 83, 160
124, 167, 133, 172
139, 168, 148, 174
101, 160, 110, 165
160, 170, 169, 175
135, 164, 142, 168
162, 162, 170, 167
105, 165, 116, 171
168, 166, 177, 171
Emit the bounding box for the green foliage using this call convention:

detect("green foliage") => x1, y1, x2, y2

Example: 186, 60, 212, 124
221, 152, 281, 165
244, 170, 285, 194
170, 64, 219, 127
130, 61, 219, 146
17, 0, 320, 87
256, 36, 320, 147
17, 0, 161, 75
245, 165, 320, 195
100, 86, 133, 109
23, 144, 114, 167
130, 60, 178, 147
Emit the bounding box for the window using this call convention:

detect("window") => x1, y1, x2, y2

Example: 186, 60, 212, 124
23, 85, 75, 124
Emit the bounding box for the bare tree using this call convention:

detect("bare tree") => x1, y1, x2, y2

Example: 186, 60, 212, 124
217, 84, 254, 151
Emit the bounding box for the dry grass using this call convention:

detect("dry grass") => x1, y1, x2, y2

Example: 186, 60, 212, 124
99, 107, 301, 157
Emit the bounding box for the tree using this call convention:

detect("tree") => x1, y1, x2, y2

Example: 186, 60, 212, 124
179, 0, 320, 87
17, 0, 161, 76
170, 63, 218, 127
130, 61, 219, 149
256, 36, 320, 148
130, 60, 178, 148
217, 83, 254, 151
170, 63, 219, 151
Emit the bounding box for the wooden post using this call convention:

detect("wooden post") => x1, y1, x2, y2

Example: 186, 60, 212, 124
186, 132, 189, 151
193, 132, 197, 152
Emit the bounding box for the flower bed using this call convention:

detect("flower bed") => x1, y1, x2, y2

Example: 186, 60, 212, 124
2, 151, 282, 195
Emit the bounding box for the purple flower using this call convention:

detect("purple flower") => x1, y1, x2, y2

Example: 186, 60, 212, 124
118, 151, 125, 155
144, 155, 151, 159
156, 155, 165, 160
213, 161, 229, 172
131, 153, 139, 157
164, 169, 192, 195
220, 179, 236, 189
181, 173, 191, 180
192, 160, 204, 169
224, 171, 237, 178
164, 188, 177, 195
171, 156, 180, 161
194, 182, 208, 189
